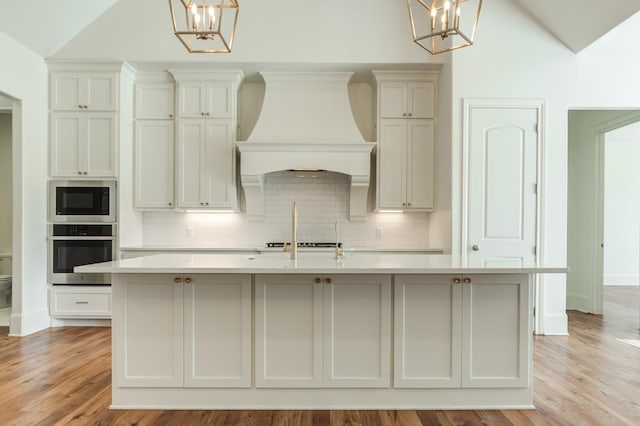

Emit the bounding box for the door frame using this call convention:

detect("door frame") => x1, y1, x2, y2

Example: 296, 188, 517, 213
461, 98, 545, 333
591, 110, 640, 314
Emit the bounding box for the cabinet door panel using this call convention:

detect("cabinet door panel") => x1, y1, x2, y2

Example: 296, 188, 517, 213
408, 82, 435, 118
462, 274, 530, 388
85, 113, 116, 177
406, 120, 435, 209
324, 275, 391, 387
136, 84, 175, 119
114, 274, 183, 388
379, 83, 407, 118
135, 120, 174, 208
86, 74, 117, 110
50, 113, 82, 177
394, 275, 461, 388
178, 83, 206, 117
50, 74, 82, 110
184, 275, 251, 387
378, 119, 406, 208
206, 84, 233, 117
177, 119, 205, 207
203, 119, 234, 207
255, 275, 323, 388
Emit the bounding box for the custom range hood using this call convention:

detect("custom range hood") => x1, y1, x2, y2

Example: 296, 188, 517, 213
236, 72, 375, 221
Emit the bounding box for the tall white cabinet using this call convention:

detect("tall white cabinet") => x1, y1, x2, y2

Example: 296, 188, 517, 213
134, 74, 176, 209
171, 70, 243, 210
373, 71, 438, 211
49, 65, 125, 178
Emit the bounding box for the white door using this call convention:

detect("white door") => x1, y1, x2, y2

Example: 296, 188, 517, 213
467, 106, 539, 263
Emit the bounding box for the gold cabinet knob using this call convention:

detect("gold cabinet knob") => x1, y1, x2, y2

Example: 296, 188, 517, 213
463, 277, 472, 284
77, 171, 82, 175
168, 202, 173, 206
174, 277, 182, 283
314, 278, 321, 284
407, 202, 412, 206
408, 112, 412, 117
324, 278, 332, 284
78, 104, 83, 109
453, 278, 462, 284
169, 113, 173, 118
184, 277, 192, 284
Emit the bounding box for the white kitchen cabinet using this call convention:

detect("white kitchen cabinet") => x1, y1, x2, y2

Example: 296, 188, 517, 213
323, 275, 391, 388
113, 273, 252, 389
49, 285, 111, 318
378, 119, 435, 210
255, 274, 323, 388
135, 82, 175, 120
50, 72, 118, 111
461, 274, 530, 388
394, 274, 530, 389
176, 81, 234, 119
176, 118, 236, 209
374, 71, 438, 212
378, 81, 435, 119
255, 274, 391, 388
113, 274, 184, 388
50, 111, 117, 177
134, 120, 175, 209
184, 274, 252, 388
394, 275, 462, 388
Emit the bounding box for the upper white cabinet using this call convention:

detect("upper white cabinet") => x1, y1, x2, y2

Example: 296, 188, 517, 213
50, 111, 117, 177
379, 81, 435, 119
134, 120, 175, 209
48, 62, 129, 179
373, 71, 439, 211
169, 70, 243, 210
135, 81, 175, 120
176, 81, 234, 119
50, 72, 118, 111
176, 119, 236, 209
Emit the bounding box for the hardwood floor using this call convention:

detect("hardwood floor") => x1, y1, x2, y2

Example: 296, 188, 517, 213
0, 286, 638, 425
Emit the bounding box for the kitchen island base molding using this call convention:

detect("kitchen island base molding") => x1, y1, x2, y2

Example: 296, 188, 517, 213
111, 388, 534, 410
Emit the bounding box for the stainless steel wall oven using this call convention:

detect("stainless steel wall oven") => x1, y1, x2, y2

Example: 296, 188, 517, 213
48, 224, 116, 285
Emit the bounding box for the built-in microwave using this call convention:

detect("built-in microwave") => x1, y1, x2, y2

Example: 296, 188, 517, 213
49, 180, 116, 223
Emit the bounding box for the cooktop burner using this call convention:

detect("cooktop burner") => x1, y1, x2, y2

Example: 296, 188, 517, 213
266, 242, 342, 248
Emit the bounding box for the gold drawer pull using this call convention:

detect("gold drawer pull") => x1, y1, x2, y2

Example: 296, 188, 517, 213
75, 301, 89, 305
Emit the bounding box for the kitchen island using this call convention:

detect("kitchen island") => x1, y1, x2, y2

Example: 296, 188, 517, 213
77, 253, 566, 410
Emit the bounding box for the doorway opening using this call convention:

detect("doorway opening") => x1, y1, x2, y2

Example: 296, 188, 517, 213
567, 110, 640, 328
0, 94, 13, 330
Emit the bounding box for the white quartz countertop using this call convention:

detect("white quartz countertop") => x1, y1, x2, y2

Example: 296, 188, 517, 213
76, 253, 567, 275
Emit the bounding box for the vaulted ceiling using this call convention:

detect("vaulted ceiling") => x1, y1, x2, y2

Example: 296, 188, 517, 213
0, 0, 638, 57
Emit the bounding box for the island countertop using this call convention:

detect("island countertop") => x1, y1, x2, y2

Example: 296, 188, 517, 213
76, 252, 567, 275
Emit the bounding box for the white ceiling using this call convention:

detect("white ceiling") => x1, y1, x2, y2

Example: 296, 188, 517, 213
0, 0, 120, 57
0, 0, 638, 57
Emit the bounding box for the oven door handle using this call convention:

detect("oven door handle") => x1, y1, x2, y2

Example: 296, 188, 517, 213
48, 236, 116, 241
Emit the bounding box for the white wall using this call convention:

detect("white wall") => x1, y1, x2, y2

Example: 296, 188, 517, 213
0, 32, 49, 336
604, 123, 640, 285
0, 113, 11, 254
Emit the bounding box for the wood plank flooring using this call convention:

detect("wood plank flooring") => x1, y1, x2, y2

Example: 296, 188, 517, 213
0, 286, 638, 425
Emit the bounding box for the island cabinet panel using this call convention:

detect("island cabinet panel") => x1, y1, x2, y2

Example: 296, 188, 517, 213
394, 275, 462, 388
184, 274, 251, 388
113, 274, 184, 388
255, 275, 323, 388
394, 274, 530, 389
323, 275, 391, 388
461, 274, 530, 388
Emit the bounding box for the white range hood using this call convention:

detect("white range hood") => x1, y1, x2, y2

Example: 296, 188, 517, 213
236, 72, 375, 221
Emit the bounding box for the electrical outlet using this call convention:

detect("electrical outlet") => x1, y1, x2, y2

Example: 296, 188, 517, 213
185, 226, 194, 239
376, 227, 383, 239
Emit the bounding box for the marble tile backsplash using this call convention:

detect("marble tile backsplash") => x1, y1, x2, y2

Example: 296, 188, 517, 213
142, 171, 430, 248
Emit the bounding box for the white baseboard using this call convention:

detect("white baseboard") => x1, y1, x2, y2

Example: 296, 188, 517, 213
604, 275, 639, 286
50, 318, 111, 327
541, 313, 568, 335
9, 309, 51, 336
